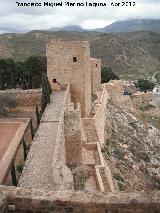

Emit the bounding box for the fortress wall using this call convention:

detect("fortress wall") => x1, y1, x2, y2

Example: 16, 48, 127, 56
90, 58, 101, 94
1, 185, 160, 213
0, 89, 41, 106
94, 84, 109, 147
64, 103, 83, 164
52, 85, 73, 190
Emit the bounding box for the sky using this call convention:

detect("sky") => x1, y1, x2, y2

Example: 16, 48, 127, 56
0, 0, 160, 33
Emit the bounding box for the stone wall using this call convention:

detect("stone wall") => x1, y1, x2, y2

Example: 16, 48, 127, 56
105, 80, 124, 99
0, 89, 42, 106
0, 185, 160, 213
19, 84, 73, 191
94, 84, 109, 147
131, 91, 153, 108
64, 103, 83, 164
52, 85, 74, 190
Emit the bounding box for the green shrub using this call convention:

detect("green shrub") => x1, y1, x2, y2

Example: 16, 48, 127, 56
16, 162, 24, 173
137, 79, 154, 92
101, 66, 120, 83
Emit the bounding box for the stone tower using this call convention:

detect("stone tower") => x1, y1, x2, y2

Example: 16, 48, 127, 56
46, 39, 101, 116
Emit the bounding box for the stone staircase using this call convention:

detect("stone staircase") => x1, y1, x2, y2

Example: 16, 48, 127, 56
82, 118, 115, 193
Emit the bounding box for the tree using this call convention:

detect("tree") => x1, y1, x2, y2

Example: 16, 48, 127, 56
11, 160, 17, 186
24, 56, 47, 89
101, 66, 120, 83
0, 56, 47, 89
40, 72, 51, 117
23, 138, 27, 161
36, 106, 40, 126
137, 79, 154, 93
10, 72, 16, 89
0, 69, 5, 90
30, 120, 34, 140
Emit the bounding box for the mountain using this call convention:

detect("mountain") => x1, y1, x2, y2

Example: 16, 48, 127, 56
102, 19, 160, 33
49, 25, 84, 32
47, 19, 160, 33
0, 30, 160, 78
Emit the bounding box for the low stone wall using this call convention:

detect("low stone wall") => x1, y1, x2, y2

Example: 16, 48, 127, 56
0, 185, 160, 213
0, 89, 42, 106
131, 91, 153, 108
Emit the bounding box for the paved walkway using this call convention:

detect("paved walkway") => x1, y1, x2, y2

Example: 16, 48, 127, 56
19, 90, 66, 190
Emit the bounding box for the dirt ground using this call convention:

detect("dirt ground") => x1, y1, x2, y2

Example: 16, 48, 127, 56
0, 122, 21, 159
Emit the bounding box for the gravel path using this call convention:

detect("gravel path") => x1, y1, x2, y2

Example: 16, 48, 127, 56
19, 90, 66, 190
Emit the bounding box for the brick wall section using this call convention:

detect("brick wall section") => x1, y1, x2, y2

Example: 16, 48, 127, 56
0, 186, 160, 213
64, 104, 83, 164
0, 89, 42, 106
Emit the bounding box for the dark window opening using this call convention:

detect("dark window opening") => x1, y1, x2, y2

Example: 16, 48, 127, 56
96, 64, 98, 67
53, 79, 57, 83
73, 57, 77, 62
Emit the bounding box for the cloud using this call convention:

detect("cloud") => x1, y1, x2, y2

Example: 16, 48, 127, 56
0, 0, 160, 32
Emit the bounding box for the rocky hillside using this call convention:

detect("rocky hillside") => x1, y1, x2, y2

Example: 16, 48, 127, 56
103, 102, 160, 192
0, 30, 160, 77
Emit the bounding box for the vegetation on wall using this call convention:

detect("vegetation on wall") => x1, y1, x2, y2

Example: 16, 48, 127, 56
0, 56, 47, 90
16, 162, 24, 173
40, 72, 51, 117
36, 106, 40, 126
23, 138, 28, 161
11, 161, 17, 186
101, 66, 120, 83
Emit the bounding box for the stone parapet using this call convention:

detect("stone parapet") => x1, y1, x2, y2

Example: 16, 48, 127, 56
0, 185, 160, 213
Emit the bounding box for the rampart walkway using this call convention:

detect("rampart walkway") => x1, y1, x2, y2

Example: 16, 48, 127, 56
19, 90, 67, 190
